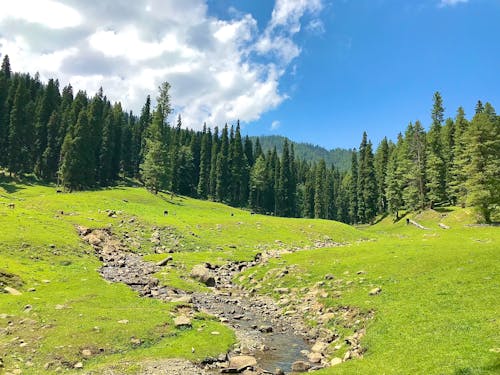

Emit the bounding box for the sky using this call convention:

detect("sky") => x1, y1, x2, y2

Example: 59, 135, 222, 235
0, 0, 499, 149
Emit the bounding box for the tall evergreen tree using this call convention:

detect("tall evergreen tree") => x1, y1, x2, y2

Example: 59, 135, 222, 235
348, 150, 359, 224
140, 108, 168, 193
59, 110, 94, 189
374, 137, 390, 214
197, 126, 212, 198
426, 92, 447, 206
209, 127, 219, 198
463, 104, 500, 222
8, 78, 31, 174
314, 159, 327, 218
403, 121, 427, 211
215, 125, 229, 202
386, 134, 405, 219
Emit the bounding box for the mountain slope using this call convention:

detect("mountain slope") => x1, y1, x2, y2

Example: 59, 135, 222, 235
252, 135, 353, 171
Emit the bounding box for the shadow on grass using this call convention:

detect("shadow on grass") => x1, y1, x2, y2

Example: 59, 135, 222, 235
433, 207, 454, 213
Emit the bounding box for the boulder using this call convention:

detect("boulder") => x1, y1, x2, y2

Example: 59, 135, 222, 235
330, 357, 342, 366
369, 287, 382, 296
307, 352, 323, 363
156, 256, 173, 267
228, 355, 257, 372
174, 316, 192, 328
291, 361, 311, 372
4, 287, 22, 296
311, 341, 328, 354
190, 264, 215, 287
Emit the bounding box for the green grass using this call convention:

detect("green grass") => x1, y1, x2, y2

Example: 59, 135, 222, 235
1, 177, 498, 374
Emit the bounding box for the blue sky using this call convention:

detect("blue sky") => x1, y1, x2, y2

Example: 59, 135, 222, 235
211, 0, 500, 149
1, 0, 499, 149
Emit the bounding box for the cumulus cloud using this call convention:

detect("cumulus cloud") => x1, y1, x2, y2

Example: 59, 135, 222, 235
270, 120, 281, 131
0, 0, 324, 129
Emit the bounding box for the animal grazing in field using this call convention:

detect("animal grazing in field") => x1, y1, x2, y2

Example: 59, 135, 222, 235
231, 213, 234, 216
56, 189, 63, 193
163, 210, 168, 216
250, 211, 255, 215
7, 203, 15, 209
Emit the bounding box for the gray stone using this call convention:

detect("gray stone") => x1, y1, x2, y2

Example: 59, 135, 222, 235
291, 361, 311, 372
190, 264, 216, 287
228, 355, 257, 372
369, 287, 382, 295
174, 316, 192, 328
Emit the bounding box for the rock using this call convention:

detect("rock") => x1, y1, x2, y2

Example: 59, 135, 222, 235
156, 256, 173, 267
324, 274, 334, 280
308, 352, 323, 363
291, 361, 311, 372
4, 287, 22, 295
74, 362, 83, 369
82, 349, 92, 357
273, 287, 289, 294
130, 337, 141, 345
311, 341, 328, 354
117, 319, 129, 324
330, 357, 342, 366
174, 316, 192, 328
228, 355, 257, 372
210, 331, 220, 335
274, 368, 285, 375
258, 325, 273, 333
190, 264, 216, 287
369, 287, 382, 296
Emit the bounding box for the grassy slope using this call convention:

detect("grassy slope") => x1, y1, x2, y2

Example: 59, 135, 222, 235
237, 209, 499, 374
1, 179, 498, 374
0, 179, 363, 374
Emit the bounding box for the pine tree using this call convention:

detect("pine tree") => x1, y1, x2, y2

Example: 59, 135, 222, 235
314, 159, 327, 218
59, 110, 94, 189
403, 121, 427, 211
34, 78, 60, 177
244, 135, 254, 167
385, 134, 405, 219
8, 78, 30, 174
374, 137, 390, 214
249, 155, 267, 211
449, 107, 469, 205
348, 150, 358, 224
209, 127, 219, 198
140, 109, 168, 194
120, 112, 134, 177
229, 122, 248, 206
40, 111, 60, 179
463, 104, 500, 222
215, 125, 229, 202
0, 57, 11, 167
362, 141, 378, 223
426, 92, 447, 207
197, 126, 211, 198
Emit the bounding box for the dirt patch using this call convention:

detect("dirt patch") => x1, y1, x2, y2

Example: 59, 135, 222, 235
0, 270, 23, 290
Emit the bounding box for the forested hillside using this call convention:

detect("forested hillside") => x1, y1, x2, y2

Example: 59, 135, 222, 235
0, 55, 498, 223
252, 135, 353, 172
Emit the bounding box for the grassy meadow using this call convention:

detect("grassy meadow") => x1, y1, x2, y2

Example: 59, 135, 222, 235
0, 177, 498, 374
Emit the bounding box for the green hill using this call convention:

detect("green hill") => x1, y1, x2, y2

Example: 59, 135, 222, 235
252, 135, 353, 171
1, 179, 498, 374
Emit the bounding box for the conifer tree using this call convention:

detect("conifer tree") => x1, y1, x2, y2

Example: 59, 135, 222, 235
348, 150, 358, 224
403, 121, 427, 211
209, 127, 219, 198
140, 108, 168, 194
386, 134, 405, 219
34, 78, 60, 177
40, 111, 60, 179
426, 92, 447, 206
215, 125, 229, 202
59, 110, 94, 189
8, 78, 31, 174
374, 137, 390, 214
197, 126, 211, 198
314, 159, 327, 218
249, 155, 267, 211
464, 104, 500, 222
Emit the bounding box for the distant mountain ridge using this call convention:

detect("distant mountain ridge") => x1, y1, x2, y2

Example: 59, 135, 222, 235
251, 135, 353, 171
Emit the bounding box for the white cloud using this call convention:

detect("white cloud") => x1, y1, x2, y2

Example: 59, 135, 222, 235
271, 120, 281, 131
0, 0, 82, 29
439, 0, 469, 7
0, 0, 324, 129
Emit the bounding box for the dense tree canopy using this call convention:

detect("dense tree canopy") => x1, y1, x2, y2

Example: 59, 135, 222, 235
0, 57, 498, 223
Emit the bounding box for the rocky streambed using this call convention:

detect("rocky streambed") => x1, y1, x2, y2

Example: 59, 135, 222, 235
78, 226, 370, 374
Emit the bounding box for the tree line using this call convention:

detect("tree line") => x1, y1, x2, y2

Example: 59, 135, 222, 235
0, 55, 498, 222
